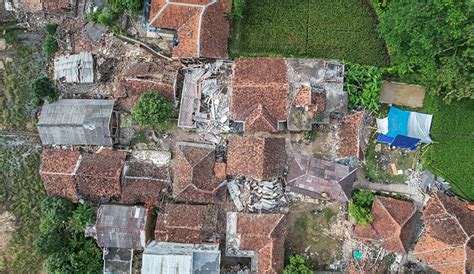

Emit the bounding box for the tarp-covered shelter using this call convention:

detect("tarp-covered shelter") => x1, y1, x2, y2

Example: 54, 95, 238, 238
37, 99, 119, 146
376, 107, 432, 150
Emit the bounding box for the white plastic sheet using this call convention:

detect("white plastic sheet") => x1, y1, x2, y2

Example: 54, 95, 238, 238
376, 118, 389, 134
407, 112, 433, 143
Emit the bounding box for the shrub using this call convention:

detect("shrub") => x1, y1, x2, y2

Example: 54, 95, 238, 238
42, 35, 58, 57
303, 131, 315, 142
97, 8, 116, 26
40, 197, 74, 224
69, 203, 95, 232
108, 0, 142, 15
231, 0, 246, 19
31, 77, 59, 104
344, 63, 384, 112
348, 190, 375, 225
284, 255, 312, 274
44, 23, 58, 36
35, 227, 68, 256
132, 91, 175, 132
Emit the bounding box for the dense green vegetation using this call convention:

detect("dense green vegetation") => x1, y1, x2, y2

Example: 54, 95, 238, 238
422, 94, 474, 201
376, 0, 473, 102
42, 23, 59, 57
132, 91, 175, 132
284, 255, 312, 274
32, 77, 59, 104
0, 45, 46, 130
0, 140, 46, 272
108, 0, 142, 15
230, 0, 389, 66
344, 63, 384, 111
36, 197, 101, 273
348, 190, 374, 225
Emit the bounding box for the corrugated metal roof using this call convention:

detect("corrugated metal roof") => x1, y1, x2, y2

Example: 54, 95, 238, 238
37, 99, 114, 146
54, 52, 94, 83
96, 204, 148, 250
142, 241, 220, 274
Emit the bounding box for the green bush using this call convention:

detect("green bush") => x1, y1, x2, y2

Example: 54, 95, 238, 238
42, 35, 58, 57
31, 77, 59, 104
69, 203, 95, 232
45, 23, 58, 36
40, 197, 74, 224
132, 91, 175, 132
344, 63, 384, 112
231, 0, 246, 19
348, 190, 374, 225
377, 0, 473, 102
284, 255, 312, 274
303, 130, 315, 142
108, 0, 142, 15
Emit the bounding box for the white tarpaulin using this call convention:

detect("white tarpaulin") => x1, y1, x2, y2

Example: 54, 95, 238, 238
376, 118, 388, 135
407, 112, 433, 143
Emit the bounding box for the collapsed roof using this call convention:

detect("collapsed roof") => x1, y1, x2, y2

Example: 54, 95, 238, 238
226, 212, 287, 273
231, 58, 289, 132
37, 99, 117, 146
227, 136, 287, 181
14, 0, 70, 12
122, 150, 172, 205
146, 0, 231, 59
413, 193, 474, 273
92, 204, 148, 250
354, 196, 418, 254
286, 153, 356, 201
172, 141, 224, 204
142, 241, 221, 274
155, 204, 219, 244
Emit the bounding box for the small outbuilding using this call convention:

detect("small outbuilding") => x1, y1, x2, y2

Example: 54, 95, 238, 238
37, 99, 119, 146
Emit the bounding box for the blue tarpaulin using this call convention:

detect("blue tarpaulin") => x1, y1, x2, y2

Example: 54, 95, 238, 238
390, 135, 420, 150
387, 107, 410, 138
376, 134, 394, 145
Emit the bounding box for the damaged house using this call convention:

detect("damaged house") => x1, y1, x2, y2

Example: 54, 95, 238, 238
142, 241, 221, 274
155, 204, 219, 244
115, 60, 181, 111
54, 52, 94, 84
226, 212, 287, 273
226, 136, 287, 212
286, 153, 356, 201
121, 150, 172, 205
413, 193, 474, 273
177, 61, 232, 143
171, 141, 226, 204
40, 149, 127, 202
37, 99, 119, 146
144, 0, 231, 59
230, 58, 289, 132
6, 0, 71, 13
354, 196, 418, 254
86, 204, 150, 274
286, 59, 347, 130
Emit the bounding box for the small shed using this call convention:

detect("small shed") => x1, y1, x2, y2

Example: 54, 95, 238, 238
37, 99, 119, 146
90, 204, 149, 250
141, 241, 221, 274
54, 52, 94, 83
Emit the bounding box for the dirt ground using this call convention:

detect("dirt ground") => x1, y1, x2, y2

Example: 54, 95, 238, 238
0, 210, 16, 269
285, 201, 347, 270
380, 81, 426, 108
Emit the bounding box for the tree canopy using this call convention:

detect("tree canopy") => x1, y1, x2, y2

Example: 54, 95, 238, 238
377, 0, 473, 102
132, 91, 175, 132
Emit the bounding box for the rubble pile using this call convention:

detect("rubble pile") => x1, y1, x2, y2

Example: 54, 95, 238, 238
226, 177, 287, 212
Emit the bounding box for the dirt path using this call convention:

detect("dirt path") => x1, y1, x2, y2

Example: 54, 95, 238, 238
354, 170, 426, 207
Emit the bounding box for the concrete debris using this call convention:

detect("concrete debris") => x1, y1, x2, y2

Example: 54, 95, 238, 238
224, 177, 287, 212
406, 170, 449, 195
178, 61, 232, 144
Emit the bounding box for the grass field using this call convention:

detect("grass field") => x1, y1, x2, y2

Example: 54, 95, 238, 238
422, 95, 474, 201
0, 139, 46, 272
230, 0, 390, 66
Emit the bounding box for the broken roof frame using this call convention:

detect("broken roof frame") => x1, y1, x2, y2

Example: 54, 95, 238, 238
54, 52, 94, 84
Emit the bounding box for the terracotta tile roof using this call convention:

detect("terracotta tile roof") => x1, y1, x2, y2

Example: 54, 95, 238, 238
20, 0, 42, 12
40, 149, 81, 202
286, 154, 356, 201
155, 204, 219, 244
172, 142, 221, 203
75, 149, 127, 201
335, 111, 365, 159
413, 193, 474, 273
354, 196, 417, 254
231, 58, 288, 132
226, 136, 287, 180
234, 213, 287, 273
148, 0, 229, 58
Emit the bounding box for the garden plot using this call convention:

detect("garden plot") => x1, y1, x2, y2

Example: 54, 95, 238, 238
231, 0, 389, 66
